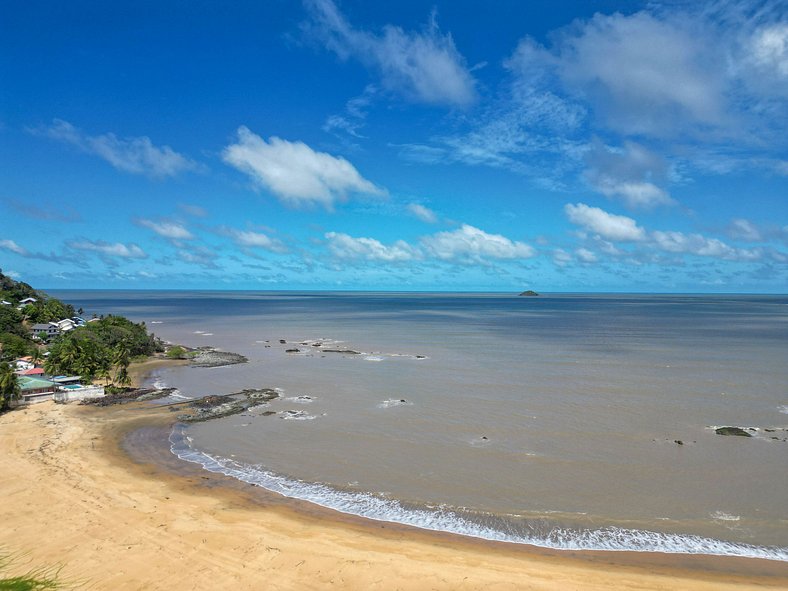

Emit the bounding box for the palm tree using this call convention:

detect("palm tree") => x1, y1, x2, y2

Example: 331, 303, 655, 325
0, 362, 21, 411
112, 341, 131, 388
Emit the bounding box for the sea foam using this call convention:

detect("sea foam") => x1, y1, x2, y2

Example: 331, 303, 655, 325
169, 427, 788, 562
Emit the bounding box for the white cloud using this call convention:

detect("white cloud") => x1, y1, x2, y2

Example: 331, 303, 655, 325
223, 228, 288, 254
68, 239, 147, 259
749, 23, 788, 78
222, 127, 384, 208
584, 140, 674, 209
651, 231, 761, 261
177, 246, 219, 269
552, 248, 572, 266
35, 119, 198, 178
575, 248, 598, 263
0, 239, 26, 255
325, 232, 420, 262
421, 224, 535, 263
552, 12, 725, 136
406, 203, 438, 223
727, 219, 763, 242
304, 0, 476, 107
564, 203, 646, 242
138, 219, 194, 240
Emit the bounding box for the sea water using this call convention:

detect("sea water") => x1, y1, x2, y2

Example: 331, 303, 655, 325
53, 291, 788, 560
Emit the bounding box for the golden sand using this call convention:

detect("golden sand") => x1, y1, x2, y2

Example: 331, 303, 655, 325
1, 397, 785, 590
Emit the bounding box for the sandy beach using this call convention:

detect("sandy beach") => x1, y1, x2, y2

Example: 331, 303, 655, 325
0, 394, 786, 591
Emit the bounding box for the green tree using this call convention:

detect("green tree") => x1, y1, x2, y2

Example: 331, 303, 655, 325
0, 362, 21, 411
112, 340, 131, 387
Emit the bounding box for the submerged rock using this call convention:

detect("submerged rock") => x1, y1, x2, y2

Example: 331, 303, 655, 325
715, 426, 753, 437
322, 349, 362, 355
285, 348, 301, 353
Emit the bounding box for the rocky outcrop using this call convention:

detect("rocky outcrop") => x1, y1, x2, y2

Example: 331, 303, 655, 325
176, 388, 280, 423
715, 426, 753, 437
190, 348, 248, 368
519, 290, 539, 297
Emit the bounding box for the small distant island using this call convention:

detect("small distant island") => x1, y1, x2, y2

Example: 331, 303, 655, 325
518, 290, 539, 297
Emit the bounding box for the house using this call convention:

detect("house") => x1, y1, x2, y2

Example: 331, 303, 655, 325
54, 318, 77, 332
50, 375, 82, 386
16, 367, 45, 377
17, 376, 57, 404
13, 358, 34, 371
53, 384, 105, 403
30, 322, 60, 339
0, 300, 11, 306
19, 297, 37, 305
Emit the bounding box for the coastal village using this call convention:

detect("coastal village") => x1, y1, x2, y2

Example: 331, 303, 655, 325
4, 296, 106, 405
0, 270, 164, 411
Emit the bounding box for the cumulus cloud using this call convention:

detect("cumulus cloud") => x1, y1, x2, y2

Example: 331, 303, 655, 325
67, 239, 147, 259
406, 203, 438, 223
564, 203, 646, 242
651, 231, 761, 261
575, 248, 598, 263
137, 219, 194, 240
583, 140, 674, 209
221, 227, 288, 254
421, 224, 535, 263
34, 119, 198, 178
304, 0, 476, 107
325, 232, 420, 262
222, 127, 384, 208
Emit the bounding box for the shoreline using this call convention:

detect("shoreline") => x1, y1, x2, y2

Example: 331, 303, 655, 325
1, 399, 786, 589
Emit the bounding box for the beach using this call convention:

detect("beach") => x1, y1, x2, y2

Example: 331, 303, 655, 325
1, 398, 786, 590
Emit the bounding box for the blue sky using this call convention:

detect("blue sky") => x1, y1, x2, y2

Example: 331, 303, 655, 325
1, 0, 786, 292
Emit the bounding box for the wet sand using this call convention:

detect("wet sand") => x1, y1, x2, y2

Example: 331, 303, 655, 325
1, 397, 786, 590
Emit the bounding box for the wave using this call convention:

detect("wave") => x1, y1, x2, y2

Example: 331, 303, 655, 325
169, 426, 788, 562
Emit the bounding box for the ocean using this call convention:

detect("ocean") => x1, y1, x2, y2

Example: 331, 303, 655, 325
52, 291, 788, 560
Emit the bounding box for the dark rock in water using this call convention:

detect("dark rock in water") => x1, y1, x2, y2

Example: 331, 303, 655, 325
715, 426, 753, 437
312, 343, 322, 347
481, 436, 488, 440
285, 348, 300, 353
765, 428, 775, 432
399, 399, 406, 403
262, 411, 276, 417
519, 290, 539, 297
177, 388, 281, 423
674, 440, 684, 445
190, 349, 248, 368
322, 349, 362, 354
279, 339, 287, 344
416, 355, 426, 359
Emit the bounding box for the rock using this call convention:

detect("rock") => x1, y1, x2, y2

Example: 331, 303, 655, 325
262, 411, 276, 417
279, 339, 287, 344
674, 440, 684, 445
322, 349, 362, 354
285, 348, 300, 353
518, 290, 539, 297
715, 426, 753, 437
190, 349, 248, 368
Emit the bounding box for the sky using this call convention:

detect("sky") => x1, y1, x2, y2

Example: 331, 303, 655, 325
0, 0, 786, 292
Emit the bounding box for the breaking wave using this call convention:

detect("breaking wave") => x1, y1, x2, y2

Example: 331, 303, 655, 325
169, 426, 788, 562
